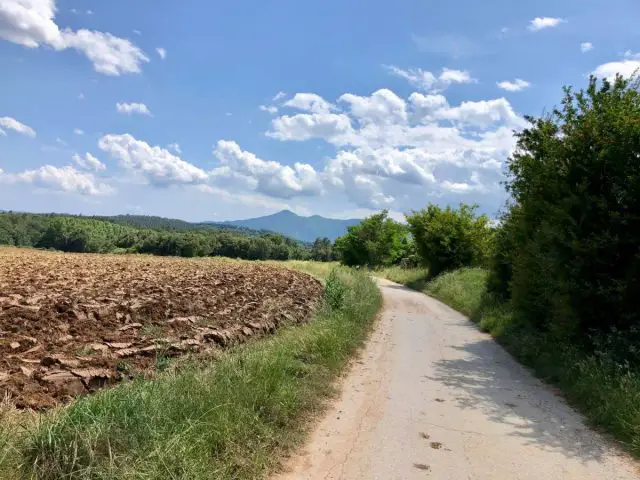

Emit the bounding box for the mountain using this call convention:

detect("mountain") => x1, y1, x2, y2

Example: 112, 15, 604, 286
217, 210, 360, 242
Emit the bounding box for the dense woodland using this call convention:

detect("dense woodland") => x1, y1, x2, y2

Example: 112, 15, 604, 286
0, 212, 334, 261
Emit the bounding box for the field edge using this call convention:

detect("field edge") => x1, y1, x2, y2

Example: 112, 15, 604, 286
2, 265, 382, 479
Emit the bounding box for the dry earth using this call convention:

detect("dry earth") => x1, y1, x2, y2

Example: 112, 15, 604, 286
0, 248, 322, 409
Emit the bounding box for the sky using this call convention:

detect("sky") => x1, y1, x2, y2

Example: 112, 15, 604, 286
1, 0, 639, 222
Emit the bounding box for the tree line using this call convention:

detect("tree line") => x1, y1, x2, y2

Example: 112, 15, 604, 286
0, 213, 335, 261
335, 75, 640, 364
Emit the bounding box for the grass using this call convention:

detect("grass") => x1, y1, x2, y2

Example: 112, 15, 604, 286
0, 266, 381, 479
379, 266, 640, 457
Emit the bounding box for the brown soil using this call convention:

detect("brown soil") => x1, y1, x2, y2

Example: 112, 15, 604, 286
0, 248, 323, 410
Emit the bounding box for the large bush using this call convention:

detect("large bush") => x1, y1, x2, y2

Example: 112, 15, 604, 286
334, 210, 409, 267
490, 76, 640, 339
407, 203, 493, 277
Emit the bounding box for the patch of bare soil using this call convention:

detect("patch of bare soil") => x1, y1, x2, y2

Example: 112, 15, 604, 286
0, 248, 322, 409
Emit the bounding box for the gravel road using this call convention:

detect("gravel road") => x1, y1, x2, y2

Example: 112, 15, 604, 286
275, 278, 639, 479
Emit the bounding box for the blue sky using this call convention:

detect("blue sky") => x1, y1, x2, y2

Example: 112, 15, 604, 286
1, 0, 639, 221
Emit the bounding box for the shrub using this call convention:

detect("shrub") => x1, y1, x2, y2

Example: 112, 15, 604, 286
406, 203, 493, 277
491, 75, 640, 340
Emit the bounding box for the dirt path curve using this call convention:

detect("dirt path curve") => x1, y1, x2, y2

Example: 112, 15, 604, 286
275, 278, 639, 480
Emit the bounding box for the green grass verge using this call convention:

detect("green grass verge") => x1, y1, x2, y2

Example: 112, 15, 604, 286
1, 266, 381, 479
379, 266, 640, 457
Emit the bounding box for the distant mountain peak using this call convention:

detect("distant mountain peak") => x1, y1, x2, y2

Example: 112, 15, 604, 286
219, 210, 360, 242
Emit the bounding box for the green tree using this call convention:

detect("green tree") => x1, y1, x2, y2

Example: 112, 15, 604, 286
334, 210, 408, 267
406, 203, 492, 277
311, 237, 333, 261
491, 75, 640, 338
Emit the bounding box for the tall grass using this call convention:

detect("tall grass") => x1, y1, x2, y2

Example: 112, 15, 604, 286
4, 267, 381, 479
380, 267, 640, 457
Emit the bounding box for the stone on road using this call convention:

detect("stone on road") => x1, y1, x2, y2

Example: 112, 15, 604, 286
275, 278, 639, 480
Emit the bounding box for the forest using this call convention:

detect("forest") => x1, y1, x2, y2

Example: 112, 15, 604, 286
0, 212, 326, 261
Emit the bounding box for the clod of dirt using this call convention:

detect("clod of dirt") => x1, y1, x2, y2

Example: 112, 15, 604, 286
430, 442, 443, 450
0, 248, 322, 409
419, 432, 430, 439
413, 463, 431, 471
435, 398, 445, 402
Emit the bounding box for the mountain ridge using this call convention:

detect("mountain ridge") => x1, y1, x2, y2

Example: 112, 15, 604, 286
216, 210, 360, 242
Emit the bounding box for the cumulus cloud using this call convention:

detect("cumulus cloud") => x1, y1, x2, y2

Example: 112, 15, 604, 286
592, 60, 640, 80
0, 0, 148, 75
167, 143, 181, 154
260, 86, 523, 209
212, 140, 323, 198
267, 111, 355, 143
581, 42, 593, 53
99, 134, 210, 187
284, 93, 334, 113
116, 102, 152, 116
156, 47, 166, 59
384, 65, 476, 92
0, 165, 113, 195
259, 105, 278, 114
496, 79, 531, 92
528, 17, 566, 31
0, 116, 36, 137
72, 152, 106, 171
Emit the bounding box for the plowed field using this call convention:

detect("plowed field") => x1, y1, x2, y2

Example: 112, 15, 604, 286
0, 248, 323, 409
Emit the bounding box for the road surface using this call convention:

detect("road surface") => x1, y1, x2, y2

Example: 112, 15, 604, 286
275, 278, 639, 480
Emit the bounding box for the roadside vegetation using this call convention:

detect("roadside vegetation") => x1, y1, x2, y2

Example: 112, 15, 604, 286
340, 75, 640, 456
0, 265, 381, 479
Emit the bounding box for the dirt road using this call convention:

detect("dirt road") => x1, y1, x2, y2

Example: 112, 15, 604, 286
275, 278, 638, 479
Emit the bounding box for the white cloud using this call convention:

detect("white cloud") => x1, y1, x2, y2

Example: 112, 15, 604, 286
339, 89, 408, 126
74, 128, 84, 135
116, 102, 152, 116
55, 136, 67, 146
496, 79, 531, 92
98, 133, 209, 187
581, 42, 593, 53
0, 165, 113, 195
284, 93, 334, 113
0, 128, 5, 136
225, 112, 232, 116
528, 17, 566, 31
0, 116, 36, 137
261, 86, 520, 209
212, 140, 323, 198
86, 9, 93, 15
167, 143, 182, 154
624, 51, 640, 60
156, 47, 166, 59
384, 65, 475, 92
267, 112, 355, 143
435, 98, 525, 128
272, 91, 287, 102
72, 152, 106, 171
0, 0, 148, 75
259, 105, 278, 114
592, 60, 640, 80
133, 29, 141, 36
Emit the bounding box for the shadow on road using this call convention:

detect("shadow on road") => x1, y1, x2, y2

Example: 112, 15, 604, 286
427, 338, 614, 463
